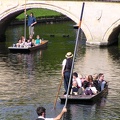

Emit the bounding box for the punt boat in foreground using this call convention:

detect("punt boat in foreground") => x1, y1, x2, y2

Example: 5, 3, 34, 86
60, 86, 108, 104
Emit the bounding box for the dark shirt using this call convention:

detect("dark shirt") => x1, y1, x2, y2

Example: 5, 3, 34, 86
28, 15, 36, 26
82, 81, 88, 89
72, 87, 79, 92
71, 86, 79, 95
93, 80, 101, 92
64, 58, 73, 72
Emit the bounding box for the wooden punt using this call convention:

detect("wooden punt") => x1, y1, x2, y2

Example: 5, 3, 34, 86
8, 40, 48, 53
60, 86, 108, 104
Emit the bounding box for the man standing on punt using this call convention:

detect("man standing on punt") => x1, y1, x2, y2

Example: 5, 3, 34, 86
27, 12, 37, 37
62, 52, 73, 96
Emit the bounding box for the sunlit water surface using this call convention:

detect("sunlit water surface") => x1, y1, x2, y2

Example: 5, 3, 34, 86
0, 21, 120, 120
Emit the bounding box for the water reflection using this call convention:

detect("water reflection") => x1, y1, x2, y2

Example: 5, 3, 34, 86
0, 21, 120, 120
64, 101, 105, 120
108, 45, 120, 61
0, 50, 44, 105
74, 46, 120, 120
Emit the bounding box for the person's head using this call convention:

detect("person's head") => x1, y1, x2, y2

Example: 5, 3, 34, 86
30, 12, 33, 17
98, 73, 104, 81
21, 36, 25, 42
36, 107, 46, 117
85, 75, 88, 81
81, 75, 86, 82
72, 80, 78, 87
21, 36, 25, 39
92, 73, 99, 80
88, 75, 93, 83
65, 52, 73, 59
73, 72, 78, 79
27, 39, 31, 42
36, 35, 40, 39
79, 74, 83, 79
29, 35, 33, 39
18, 39, 22, 43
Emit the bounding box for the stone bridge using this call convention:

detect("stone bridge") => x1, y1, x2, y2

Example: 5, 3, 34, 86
0, 0, 120, 46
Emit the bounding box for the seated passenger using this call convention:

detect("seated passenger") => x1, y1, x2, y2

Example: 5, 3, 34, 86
93, 73, 99, 91
29, 35, 35, 47
72, 72, 83, 95
82, 75, 89, 91
93, 73, 107, 92
88, 75, 94, 84
20, 36, 26, 47
70, 81, 79, 95
16, 39, 22, 47
92, 73, 99, 81
98, 73, 107, 91
25, 39, 32, 47
84, 82, 97, 95
84, 82, 93, 95
72, 72, 82, 88
21, 36, 25, 43
35, 35, 41, 46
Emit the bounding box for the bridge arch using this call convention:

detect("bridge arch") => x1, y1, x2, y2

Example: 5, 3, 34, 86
1, 2, 92, 43
24, 3, 92, 43
102, 19, 120, 45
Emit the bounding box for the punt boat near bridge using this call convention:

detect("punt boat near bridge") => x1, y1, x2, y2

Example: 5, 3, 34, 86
8, 40, 48, 53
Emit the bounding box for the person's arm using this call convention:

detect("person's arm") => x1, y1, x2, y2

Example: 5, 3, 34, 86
53, 107, 67, 120
61, 59, 66, 77
61, 65, 65, 77
31, 21, 37, 26
31, 18, 37, 26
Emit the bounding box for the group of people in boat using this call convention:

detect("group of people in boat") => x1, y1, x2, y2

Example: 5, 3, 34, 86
62, 52, 107, 96
14, 35, 42, 48
70, 72, 107, 96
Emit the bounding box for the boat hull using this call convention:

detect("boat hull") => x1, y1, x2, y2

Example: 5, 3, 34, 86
60, 86, 108, 104
8, 40, 48, 53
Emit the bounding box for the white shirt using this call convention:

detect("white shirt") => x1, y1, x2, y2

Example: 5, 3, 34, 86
38, 116, 53, 120
62, 59, 66, 66
73, 77, 82, 88
26, 42, 32, 47
90, 86, 97, 94
62, 59, 67, 75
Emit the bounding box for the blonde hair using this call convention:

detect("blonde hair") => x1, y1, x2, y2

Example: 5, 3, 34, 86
93, 73, 99, 80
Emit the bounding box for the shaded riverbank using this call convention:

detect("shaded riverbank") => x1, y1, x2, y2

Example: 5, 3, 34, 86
10, 15, 71, 26
10, 8, 71, 26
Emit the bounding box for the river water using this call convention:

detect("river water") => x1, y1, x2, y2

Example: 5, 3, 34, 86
0, 21, 120, 120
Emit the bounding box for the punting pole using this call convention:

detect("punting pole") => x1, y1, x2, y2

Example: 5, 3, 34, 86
53, 77, 63, 109
64, 2, 85, 108
24, 0, 27, 39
